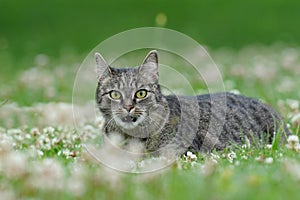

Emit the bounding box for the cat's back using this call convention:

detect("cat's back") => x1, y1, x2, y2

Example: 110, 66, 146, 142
207, 92, 280, 121
167, 92, 273, 113
195, 92, 282, 130
165, 92, 278, 119
164, 92, 287, 151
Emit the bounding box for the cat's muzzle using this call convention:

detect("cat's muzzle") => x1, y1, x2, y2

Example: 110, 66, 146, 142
121, 115, 138, 123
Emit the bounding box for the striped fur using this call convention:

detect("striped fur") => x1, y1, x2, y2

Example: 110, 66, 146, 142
95, 51, 290, 155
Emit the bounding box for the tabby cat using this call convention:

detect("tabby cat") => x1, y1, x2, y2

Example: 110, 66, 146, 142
95, 50, 290, 156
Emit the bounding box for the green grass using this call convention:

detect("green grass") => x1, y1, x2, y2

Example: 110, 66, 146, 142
1, 1, 300, 198
1, 124, 300, 200
1, 45, 300, 199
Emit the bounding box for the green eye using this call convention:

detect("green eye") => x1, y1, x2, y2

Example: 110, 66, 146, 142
135, 89, 147, 99
109, 90, 121, 99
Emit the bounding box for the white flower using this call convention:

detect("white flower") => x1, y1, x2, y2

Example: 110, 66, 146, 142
291, 113, 300, 127
81, 125, 98, 140
210, 153, 220, 159
43, 126, 55, 135
185, 151, 197, 162
51, 137, 61, 145
241, 155, 248, 160
264, 157, 274, 164
229, 89, 241, 95
286, 99, 299, 111
266, 144, 273, 149
227, 151, 237, 163
235, 160, 240, 166
0, 140, 13, 155
36, 149, 44, 157
255, 155, 265, 163
7, 129, 22, 135
287, 135, 299, 144
30, 128, 40, 136
286, 135, 300, 152
38, 135, 52, 150
95, 116, 105, 129
244, 136, 251, 149
82, 125, 95, 134
29, 158, 64, 190
2, 152, 28, 178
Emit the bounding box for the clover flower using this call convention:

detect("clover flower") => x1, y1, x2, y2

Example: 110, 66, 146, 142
226, 151, 237, 163
266, 144, 273, 149
29, 158, 64, 191
241, 155, 248, 160
286, 99, 299, 111
43, 126, 55, 135
177, 151, 199, 169
0, 140, 13, 155
264, 157, 274, 164
1, 151, 28, 178
255, 155, 274, 164
291, 113, 300, 127
255, 155, 265, 163
185, 151, 198, 162
210, 153, 220, 163
241, 136, 251, 149
286, 135, 300, 152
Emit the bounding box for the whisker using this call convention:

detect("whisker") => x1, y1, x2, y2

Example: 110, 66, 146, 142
103, 117, 115, 131
147, 116, 164, 130
150, 112, 166, 121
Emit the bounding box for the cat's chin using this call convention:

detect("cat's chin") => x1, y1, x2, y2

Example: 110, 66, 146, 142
114, 117, 142, 130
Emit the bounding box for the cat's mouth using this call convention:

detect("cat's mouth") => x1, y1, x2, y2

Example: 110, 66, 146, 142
113, 113, 142, 130
121, 115, 138, 123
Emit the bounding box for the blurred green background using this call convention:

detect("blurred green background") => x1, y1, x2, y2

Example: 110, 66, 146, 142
1, 0, 300, 60
1, 0, 300, 105
1, 2, 300, 199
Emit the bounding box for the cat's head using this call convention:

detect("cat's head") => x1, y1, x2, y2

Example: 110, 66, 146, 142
95, 50, 169, 136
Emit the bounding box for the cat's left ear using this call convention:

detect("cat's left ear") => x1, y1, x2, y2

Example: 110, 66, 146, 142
139, 50, 159, 82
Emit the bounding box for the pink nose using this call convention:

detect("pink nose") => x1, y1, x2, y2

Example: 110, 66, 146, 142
124, 105, 134, 112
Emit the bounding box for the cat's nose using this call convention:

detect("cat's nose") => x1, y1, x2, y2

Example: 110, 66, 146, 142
124, 105, 134, 112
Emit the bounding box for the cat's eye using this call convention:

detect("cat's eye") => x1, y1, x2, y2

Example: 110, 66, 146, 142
135, 89, 147, 99
109, 90, 122, 99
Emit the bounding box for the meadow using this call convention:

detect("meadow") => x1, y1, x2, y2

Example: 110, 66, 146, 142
1, 0, 300, 199
1, 44, 300, 199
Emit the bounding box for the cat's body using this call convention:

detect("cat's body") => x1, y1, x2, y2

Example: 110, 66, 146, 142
95, 50, 289, 155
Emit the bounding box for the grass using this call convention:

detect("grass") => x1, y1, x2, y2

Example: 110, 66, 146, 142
1, 44, 300, 199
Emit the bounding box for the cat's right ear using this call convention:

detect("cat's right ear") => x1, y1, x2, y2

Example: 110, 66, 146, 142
95, 52, 111, 81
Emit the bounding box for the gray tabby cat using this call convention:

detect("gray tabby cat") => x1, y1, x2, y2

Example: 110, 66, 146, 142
95, 50, 290, 156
